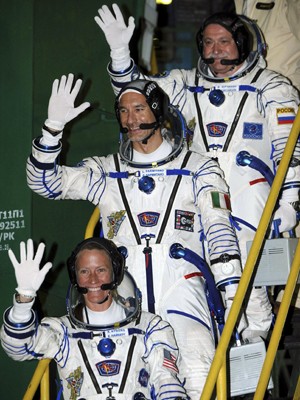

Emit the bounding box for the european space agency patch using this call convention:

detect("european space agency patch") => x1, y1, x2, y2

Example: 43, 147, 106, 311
242, 122, 263, 139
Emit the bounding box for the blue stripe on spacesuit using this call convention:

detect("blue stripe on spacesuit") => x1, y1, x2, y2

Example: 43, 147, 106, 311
42, 170, 62, 199
159, 383, 187, 399
206, 223, 240, 258
231, 216, 258, 232
3, 326, 35, 340
166, 310, 211, 331
86, 163, 106, 204
217, 277, 241, 289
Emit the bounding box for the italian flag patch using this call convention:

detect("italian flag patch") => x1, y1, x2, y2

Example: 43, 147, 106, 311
211, 191, 231, 210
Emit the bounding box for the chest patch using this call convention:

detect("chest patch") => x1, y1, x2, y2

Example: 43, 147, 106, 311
138, 211, 160, 227
96, 360, 121, 376
138, 368, 149, 387
175, 210, 195, 232
207, 122, 227, 137
242, 122, 263, 139
107, 210, 126, 239
66, 366, 83, 400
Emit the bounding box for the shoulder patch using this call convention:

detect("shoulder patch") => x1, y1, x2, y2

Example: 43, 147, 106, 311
211, 191, 231, 211
276, 107, 296, 125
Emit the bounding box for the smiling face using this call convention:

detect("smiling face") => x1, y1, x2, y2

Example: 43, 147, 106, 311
118, 91, 163, 153
75, 248, 113, 311
202, 23, 241, 77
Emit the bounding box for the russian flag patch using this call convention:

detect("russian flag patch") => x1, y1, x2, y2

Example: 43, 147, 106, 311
276, 107, 295, 125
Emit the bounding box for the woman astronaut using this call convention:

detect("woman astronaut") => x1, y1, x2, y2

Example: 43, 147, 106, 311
1, 238, 187, 400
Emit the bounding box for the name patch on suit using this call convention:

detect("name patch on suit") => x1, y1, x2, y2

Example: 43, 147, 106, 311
138, 212, 160, 227
175, 210, 195, 232
242, 122, 263, 139
207, 122, 227, 137
96, 360, 121, 376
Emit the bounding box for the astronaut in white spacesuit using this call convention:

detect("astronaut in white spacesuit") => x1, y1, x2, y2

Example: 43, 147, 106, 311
1, 237, 188, 400
95, 5, 300, 341
26, 76, 245, 398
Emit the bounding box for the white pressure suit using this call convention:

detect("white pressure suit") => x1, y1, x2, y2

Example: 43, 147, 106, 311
26, 112, 243, 398
1, 290, 187, 400
102, 13, 300, 342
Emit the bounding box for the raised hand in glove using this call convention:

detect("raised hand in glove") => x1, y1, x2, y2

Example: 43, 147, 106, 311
224, 284, 248, 334
45, 73, 90, 132
95, 4, 134, 70
8, 239, 52, 298
95, 4, 135, 51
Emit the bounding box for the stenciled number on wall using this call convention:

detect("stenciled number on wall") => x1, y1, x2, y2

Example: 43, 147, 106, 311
0, 209, 25, 251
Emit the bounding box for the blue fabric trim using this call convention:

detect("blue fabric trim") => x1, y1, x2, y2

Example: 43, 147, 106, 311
166, 309, 211, 331
4, 307, 35, 329
231, 216, 257, 232
108, 59, 134, 75
33, 137, 61, 152
4, 325, 35, 339
107, 171, 129, 179
217, 278, 241, 291
166, 169, 192, 176
29, 154, 56, 171
239, 85, 257, 92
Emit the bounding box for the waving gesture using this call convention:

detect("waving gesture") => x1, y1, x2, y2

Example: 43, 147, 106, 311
45, 73, 90, 132
95, 4, 135, 51
8, 239, 52, 298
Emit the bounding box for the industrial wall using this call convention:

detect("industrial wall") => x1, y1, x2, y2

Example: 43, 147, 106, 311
0, 1, 143, 397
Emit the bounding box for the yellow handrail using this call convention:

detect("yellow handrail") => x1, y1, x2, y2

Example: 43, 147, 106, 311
23, 359, 51, 400
201, 106, 300, 399
84, 206, 100, 239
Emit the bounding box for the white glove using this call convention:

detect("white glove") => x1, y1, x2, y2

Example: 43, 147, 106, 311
272, 199, 297, 233
94, 4, 134, 70
224, 284, 248, 334
45, 73, 90, 132
8, 239, 52, 298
